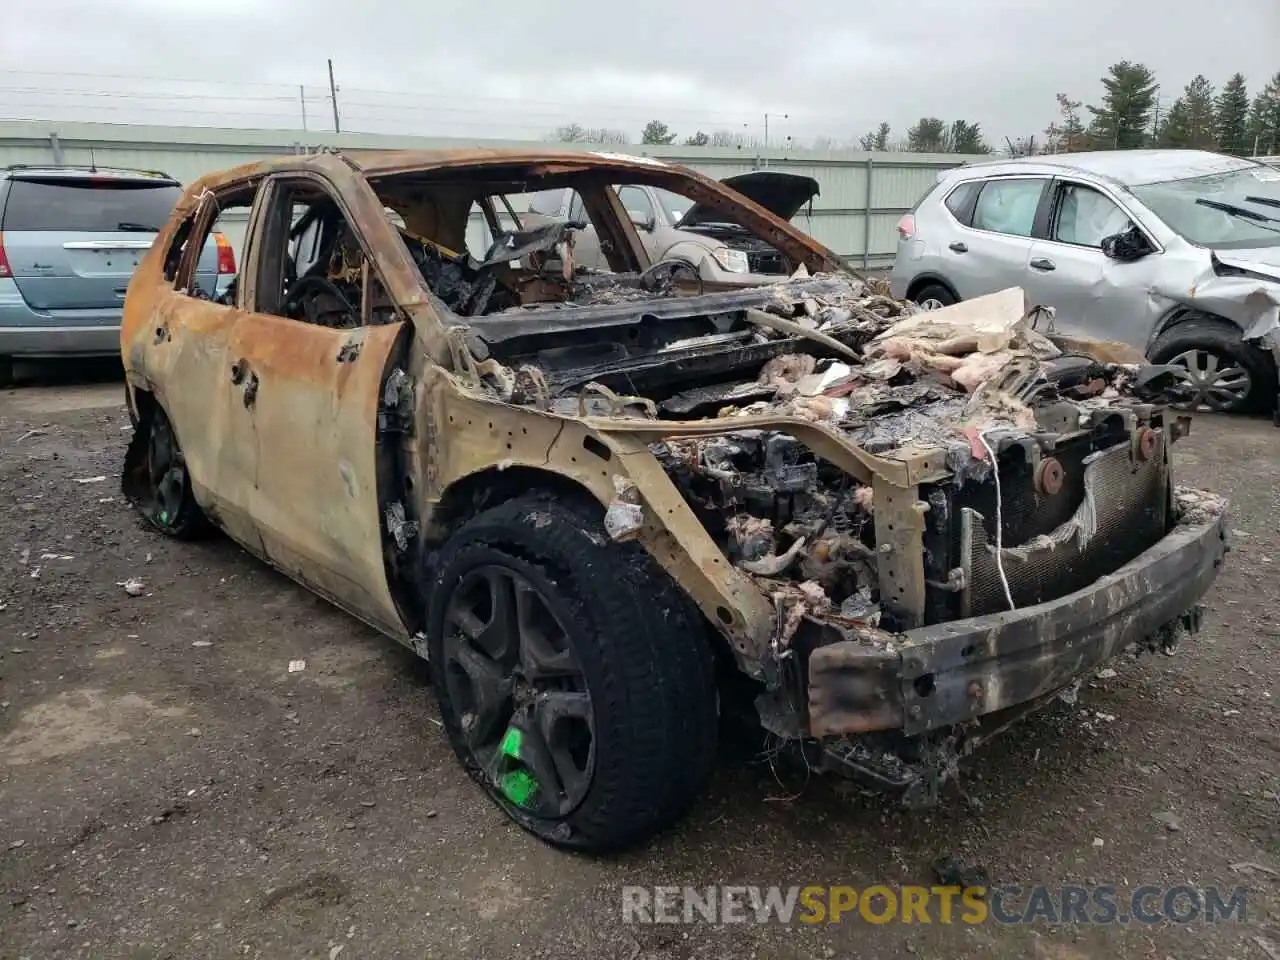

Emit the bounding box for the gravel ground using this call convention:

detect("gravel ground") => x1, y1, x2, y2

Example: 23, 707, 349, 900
1, 363, 1278, 960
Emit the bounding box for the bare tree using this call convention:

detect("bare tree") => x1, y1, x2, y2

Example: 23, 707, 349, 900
549, 123, 588, 142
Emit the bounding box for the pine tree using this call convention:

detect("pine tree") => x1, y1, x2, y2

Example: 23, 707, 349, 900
949, 120, 990, 154
1182, 75, 1217, 149
1158, 99, 1191, 147
1057, 94, 1088, 151
1215, 73, 1251, 156
1087, 61, 1159, 149
1249, 73, 1280, 155
906, 118, 948, 152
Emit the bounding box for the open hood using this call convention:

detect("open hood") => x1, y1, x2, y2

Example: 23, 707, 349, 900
680, 172, 820, 228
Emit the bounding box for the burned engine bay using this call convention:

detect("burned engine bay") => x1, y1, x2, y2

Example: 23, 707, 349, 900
453, 270, 1204, 630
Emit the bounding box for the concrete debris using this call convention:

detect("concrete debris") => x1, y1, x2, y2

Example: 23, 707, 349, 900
119, 578, 145, 597
288, 660, 307, 673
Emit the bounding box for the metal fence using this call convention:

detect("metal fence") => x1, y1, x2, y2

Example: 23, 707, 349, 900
0, 120, 967, 269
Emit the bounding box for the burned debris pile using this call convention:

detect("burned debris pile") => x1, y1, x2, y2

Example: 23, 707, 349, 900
467, 272, 1201, 638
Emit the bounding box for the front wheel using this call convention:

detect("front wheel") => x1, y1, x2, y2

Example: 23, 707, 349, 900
426, 495, 717, 852
1151, 317, 1277, 413
911, 282, 956, 309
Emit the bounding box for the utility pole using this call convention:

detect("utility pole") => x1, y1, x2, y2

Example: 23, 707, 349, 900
764, 112, 789, 149
299, 85, 308, 132
327, 59, 341, 134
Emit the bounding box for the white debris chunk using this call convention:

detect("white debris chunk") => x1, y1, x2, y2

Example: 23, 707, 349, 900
604, 476, 645, 542
72, 476, 107, 484
288, 660, 307, 673
119, 578, 145, 597
604, 503, 644, 541
1057, 679, 1082, 706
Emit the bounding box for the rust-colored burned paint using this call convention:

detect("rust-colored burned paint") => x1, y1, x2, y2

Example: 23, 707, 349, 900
122, 149, 863, 677
228, 317, 409, 637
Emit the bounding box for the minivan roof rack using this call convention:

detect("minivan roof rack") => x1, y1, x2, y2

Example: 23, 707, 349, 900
2, 163, 178, 181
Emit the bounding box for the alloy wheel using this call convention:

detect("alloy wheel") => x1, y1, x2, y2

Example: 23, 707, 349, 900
1166, 349, 1253, 412
440, 565, 595, 819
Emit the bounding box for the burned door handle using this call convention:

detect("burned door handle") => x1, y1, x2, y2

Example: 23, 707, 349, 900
1030, 257, 1056, 271
948, 242, 968, 253
230, 359, 247, 384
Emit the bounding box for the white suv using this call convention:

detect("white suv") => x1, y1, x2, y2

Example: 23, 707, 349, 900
889, 150, 1280, 413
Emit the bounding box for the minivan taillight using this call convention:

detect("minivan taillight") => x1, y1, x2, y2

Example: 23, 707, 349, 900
0, 233, 10, 278
214, 232, 236, 275
896, 214, 916, 240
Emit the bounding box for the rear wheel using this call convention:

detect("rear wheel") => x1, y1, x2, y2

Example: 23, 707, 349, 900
912, 282, 956, 309
1151, 317, 1277, 413
426, 495, 717, 851
136, 405, 209, 538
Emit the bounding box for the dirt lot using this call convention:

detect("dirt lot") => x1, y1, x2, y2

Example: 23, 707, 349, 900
1, 364, 1278, 960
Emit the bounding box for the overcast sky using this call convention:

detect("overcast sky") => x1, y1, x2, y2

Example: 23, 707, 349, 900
1, 0, 1277, 147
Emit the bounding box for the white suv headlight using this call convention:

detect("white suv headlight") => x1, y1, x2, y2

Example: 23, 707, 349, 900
711, 247, 750, 274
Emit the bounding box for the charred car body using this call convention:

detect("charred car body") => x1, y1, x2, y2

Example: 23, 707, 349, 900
120, 149, 1229, 851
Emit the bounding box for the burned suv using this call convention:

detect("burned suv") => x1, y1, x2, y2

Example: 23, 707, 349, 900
120, 149, 1228, 852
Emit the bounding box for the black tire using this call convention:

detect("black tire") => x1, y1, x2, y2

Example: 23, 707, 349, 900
0, 356, 13, 388
912, 282, 956, 308
131, 405, 210, 539
1150, 316, 1277, 414
426, 495, 717, 852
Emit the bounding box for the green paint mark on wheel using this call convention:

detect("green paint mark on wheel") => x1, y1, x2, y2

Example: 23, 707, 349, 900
500, 770, 539, 808
159, 510, 171, 525
496, 726, 538, 807
500, 727, 523, 758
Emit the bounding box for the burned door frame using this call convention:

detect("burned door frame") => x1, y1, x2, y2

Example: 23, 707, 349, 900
222, 170, 411, 637
148, 177, 268, 554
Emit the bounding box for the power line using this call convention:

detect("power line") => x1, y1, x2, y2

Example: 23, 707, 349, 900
0, 67, 315, 92
0, 67, 826, 123
0, 85, 301, 104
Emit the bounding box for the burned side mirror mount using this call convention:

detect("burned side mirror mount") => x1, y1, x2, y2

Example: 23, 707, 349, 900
1101, 225, 1153, 263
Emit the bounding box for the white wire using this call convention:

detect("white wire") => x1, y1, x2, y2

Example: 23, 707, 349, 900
976, 430, 1016, 612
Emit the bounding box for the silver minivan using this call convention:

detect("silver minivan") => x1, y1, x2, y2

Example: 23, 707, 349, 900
0, 165, 235, 385
890, 150, 1280, 413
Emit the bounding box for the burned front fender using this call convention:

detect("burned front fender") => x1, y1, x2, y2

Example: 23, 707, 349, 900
806, 499, 1228, 738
